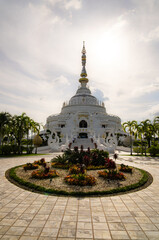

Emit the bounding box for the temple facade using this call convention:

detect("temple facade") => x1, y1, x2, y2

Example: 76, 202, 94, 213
45, 42, 124, 152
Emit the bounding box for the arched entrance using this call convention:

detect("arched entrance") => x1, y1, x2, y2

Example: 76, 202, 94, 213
79, 120, 87, 128
79, 133, 88, 138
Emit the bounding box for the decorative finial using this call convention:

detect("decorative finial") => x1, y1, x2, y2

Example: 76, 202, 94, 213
79, 41, 88, 86
82, 41, 86, 54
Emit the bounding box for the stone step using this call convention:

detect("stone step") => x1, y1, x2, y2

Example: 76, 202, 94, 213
71, 138, 95, 150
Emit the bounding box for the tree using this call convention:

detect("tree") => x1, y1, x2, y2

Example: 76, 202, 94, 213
0, 112, 12, 153
153, 116, 159, 141
122, 120, 137, 155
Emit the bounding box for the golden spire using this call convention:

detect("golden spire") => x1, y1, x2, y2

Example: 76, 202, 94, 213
79, 41, 88, 86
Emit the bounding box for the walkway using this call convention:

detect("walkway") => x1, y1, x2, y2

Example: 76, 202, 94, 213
0, 153, 159, 240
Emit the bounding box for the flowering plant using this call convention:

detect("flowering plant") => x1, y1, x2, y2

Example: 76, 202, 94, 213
98, 169, 125, 180
23, 163, 38, 171
69, 165, 81, 174
119, 164, 133, 173
34, 158, 46, 166
32, 169, 59, 179
105, 158, 116, 169
64, 173, 96, 186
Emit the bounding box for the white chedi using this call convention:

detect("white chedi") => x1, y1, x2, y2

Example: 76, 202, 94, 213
45, 43, 124, 153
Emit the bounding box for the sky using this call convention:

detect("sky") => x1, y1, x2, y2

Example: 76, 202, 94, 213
0, 0, 159, 126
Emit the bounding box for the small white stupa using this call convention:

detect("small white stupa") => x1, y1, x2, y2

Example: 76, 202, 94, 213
45, 42, 124, 152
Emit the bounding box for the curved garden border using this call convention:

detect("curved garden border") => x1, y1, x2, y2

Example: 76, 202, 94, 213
5, 164, 153, 197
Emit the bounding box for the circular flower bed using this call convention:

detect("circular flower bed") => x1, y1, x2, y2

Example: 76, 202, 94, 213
64, 173, 96, 186
6, 153, 152, 197
31, 169, 59, 179
98, 169, 126, 180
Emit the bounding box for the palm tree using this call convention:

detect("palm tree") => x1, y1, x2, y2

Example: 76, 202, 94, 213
153, 116, 159, 141
122, 120, 137, 155
135, 123, 145, 155
12, 113, 29, 154
0, 112, 12, 154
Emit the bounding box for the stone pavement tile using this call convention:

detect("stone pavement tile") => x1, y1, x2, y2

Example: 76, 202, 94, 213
118, 211, 132, 217
0, 213, 8, 219
13, 219, 31, 227
130, 211, 146, 217
5, 212, 21, 219
76, 229, 93, 238
63, 215, 77, 222
77, 222, 92, 230
78, 210, 91, 216
108, 222, 125, 231
111, 230, 130, 239
155, 223, 159, 229
39, 237, 56, 240
92, 212, 105, 217
61, 221, 76, 229
135, 217, 151, 224
115, 206, 128, 211
45, 220, 61, 228
58, 228, 76, 238
11, 208, 26, 214
0, 207, 15, 213
40, 227, 59, 237
18, 213, 35, 221
58, 238, 75, 240
139, 223, 158, 231
103, 207, 116, 212
121, 217, 137, 223
124, 223, 141, 230
23, 227, 43, 236
106, 216, 121, 222
144, 211, 159, 217
0, 236, 20, 240
92, 207, 103, 212
0, 218, 16, 225
0, 226, 10, 235
93, 222, 108, 230
48, 214, 63, 221
93, 229, 111, 239
65, 210, 78, 215
92, 216, 106, 223
149, 217, 159, 223
23, 208, 39, 214
19, 237, 38, 240
6, 226, 26, 235
104, 211, 118, 217
127, 230, 148, 239
78, 215, 92, 222
33, 214, 49, 220
145, 231, 159, 240
28, 220, 46, 228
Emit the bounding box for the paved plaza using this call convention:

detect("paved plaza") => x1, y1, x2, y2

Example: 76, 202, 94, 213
0, 153, 159, 240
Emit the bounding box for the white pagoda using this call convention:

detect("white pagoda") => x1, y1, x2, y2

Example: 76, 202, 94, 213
45, 42, 123, 152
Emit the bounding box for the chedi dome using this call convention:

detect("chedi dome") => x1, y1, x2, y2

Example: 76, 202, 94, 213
45, 42, 124, 153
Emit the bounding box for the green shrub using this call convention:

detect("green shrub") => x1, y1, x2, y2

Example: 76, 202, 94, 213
1, 145, 12, 155
133, 146, 142, 154
148, 145, 159, 157
91, 149, 109, 166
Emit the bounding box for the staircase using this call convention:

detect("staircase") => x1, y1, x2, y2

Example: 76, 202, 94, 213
71, 138, 95, 150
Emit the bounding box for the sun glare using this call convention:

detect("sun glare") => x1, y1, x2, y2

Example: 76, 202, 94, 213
88, 21, 128, 69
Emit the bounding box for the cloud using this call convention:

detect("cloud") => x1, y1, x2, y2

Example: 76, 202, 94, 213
64, 0, 82, 10
53, 75, 70, 85
0, 0, 159, 125
91, 89, 109, 102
